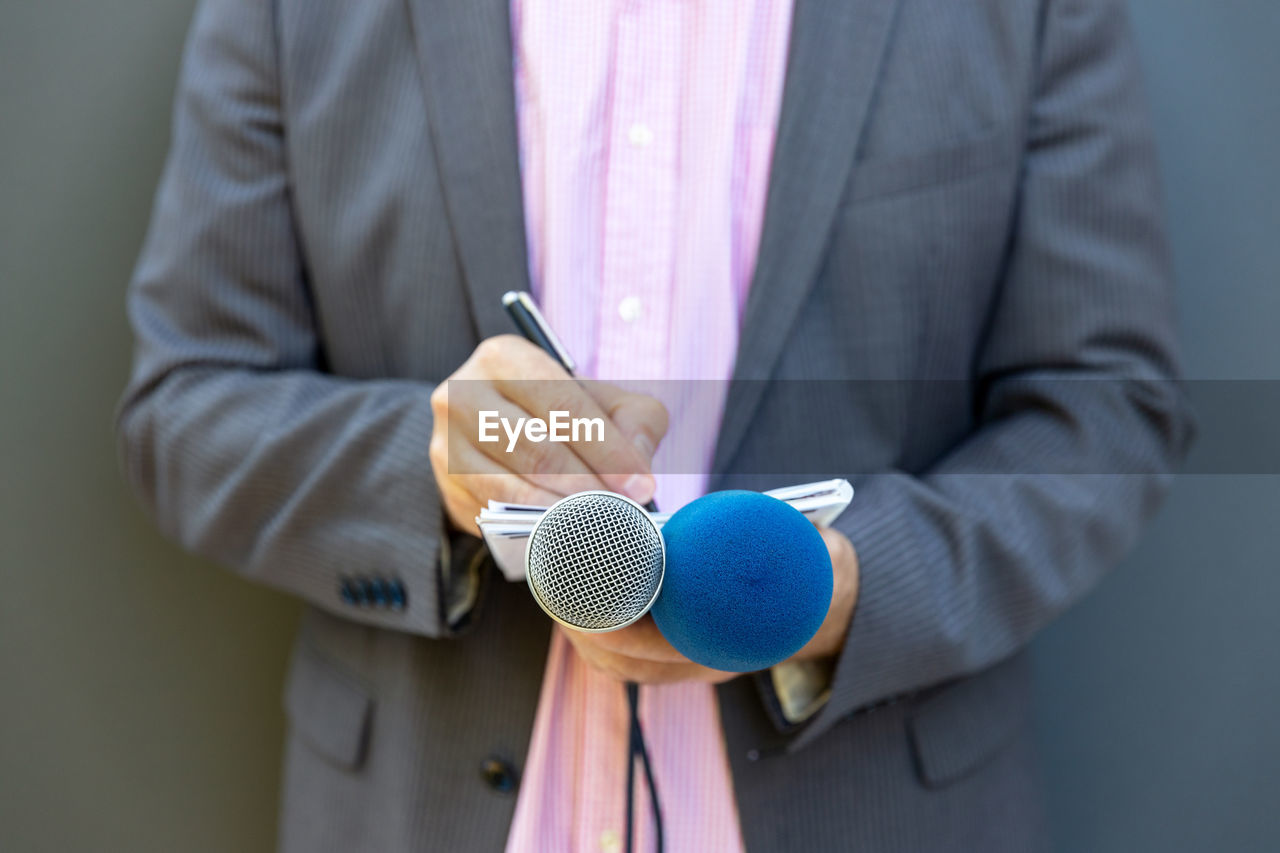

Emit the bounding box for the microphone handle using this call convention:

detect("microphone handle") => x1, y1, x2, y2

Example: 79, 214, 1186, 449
628, 501, 659, 851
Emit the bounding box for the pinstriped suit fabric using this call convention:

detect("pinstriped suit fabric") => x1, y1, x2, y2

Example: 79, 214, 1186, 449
118, 0, 1191, 849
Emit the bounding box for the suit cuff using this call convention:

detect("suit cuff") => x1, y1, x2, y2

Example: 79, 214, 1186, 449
769, 658, 836, 725
438, 525, 489, 634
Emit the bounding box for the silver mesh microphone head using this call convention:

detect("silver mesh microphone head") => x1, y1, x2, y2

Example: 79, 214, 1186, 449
525, 491, 665, 632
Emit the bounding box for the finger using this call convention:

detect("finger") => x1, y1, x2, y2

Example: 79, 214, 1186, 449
447, 385, 610, 497
565, 633, 731, 684
562, 635, 637, 682
435, 475, 482, 536
580, 617, 689, 664
435, 466, 483, 532
818, 526, 858, 573
446, 440, 566, 511
430, 421, 483, 535
493, 377, 656, 504
470, 334, 580, 382
445, 336, 615, 495
458, 336, 656, 501
581, 381, 669, 462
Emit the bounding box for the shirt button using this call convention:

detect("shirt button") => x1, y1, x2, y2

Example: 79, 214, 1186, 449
627, 122, 654, 147
618, 296, 642, 323
599, 829, 621, 853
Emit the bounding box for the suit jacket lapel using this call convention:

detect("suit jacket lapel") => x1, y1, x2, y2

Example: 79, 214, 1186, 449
712, 0, 903, 481
405, 0, 530, 340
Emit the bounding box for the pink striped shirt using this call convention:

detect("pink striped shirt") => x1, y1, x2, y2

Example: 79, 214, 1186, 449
506, 1, 794, 850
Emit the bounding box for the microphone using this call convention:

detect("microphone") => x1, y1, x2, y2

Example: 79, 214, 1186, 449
650, 490, 832, 672
503, 291, 665, 853
524, 489, 669, 853
525, 490, 665, 632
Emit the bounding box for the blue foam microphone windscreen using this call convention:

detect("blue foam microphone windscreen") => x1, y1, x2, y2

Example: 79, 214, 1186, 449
650, 490, 833, 672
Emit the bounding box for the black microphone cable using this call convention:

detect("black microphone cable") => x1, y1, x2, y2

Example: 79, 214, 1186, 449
625, 681, 664, 853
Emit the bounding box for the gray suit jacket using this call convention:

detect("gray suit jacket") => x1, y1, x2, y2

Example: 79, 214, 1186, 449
117, 0, 1193, 849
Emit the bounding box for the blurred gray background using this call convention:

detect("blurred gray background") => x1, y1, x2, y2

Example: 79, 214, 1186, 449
1, 1, 1275, 851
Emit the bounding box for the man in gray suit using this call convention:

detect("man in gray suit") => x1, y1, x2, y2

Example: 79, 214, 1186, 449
118, 0, 1193, 849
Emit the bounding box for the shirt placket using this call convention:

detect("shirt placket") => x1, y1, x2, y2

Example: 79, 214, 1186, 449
595, 0, 680, 383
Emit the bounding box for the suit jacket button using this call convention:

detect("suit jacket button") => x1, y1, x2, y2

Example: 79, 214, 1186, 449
388, 579, 407, 610
480, 756, 518, 793
351, 578, 368, 606
339, 578, 359, 605
369, 577, 388, 607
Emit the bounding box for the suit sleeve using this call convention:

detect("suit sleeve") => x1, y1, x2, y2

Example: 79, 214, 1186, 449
791, 0, 1195, 746
115, 0, 471, 638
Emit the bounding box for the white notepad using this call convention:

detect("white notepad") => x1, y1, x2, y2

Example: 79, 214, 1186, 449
476, 478, 854, 581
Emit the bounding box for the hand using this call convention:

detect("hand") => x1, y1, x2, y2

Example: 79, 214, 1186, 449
567, 526, 859, 684
429, 335, 669, 535
561, 615, 739, 686
789, 526, 860, 662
